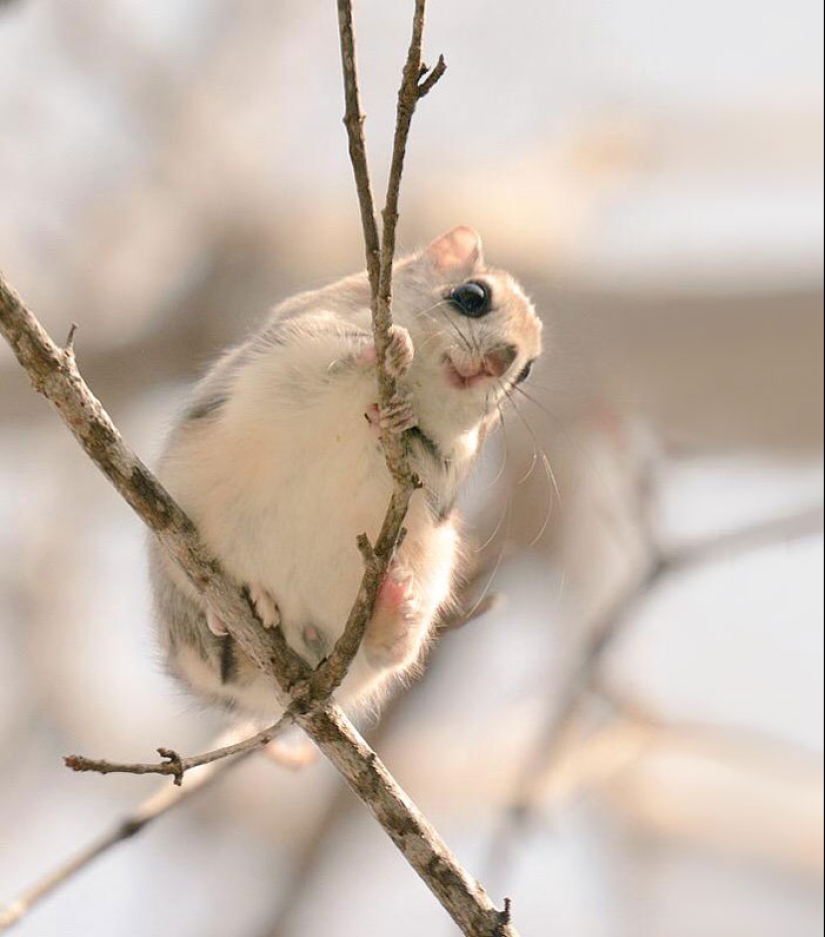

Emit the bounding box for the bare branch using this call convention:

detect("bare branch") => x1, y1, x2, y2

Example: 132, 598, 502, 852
300, 704, 517, 935
336, 0, 381, 299
417, 54, 448, 97
260, 689, 409, 937
0, 274, 314, 698
64, 713, 293, 785
314, 0, 446, 697
336, 0, 443, 486
375, 1, 445, 484
378, 1, 443, 331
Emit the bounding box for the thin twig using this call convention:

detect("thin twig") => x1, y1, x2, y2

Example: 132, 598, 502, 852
311, 0, 447, 697
378, 2, 446, 333
375, 0, 446, 480
64, 322, 78, 355
336, 0, 381, 299
65, 713, 294, 786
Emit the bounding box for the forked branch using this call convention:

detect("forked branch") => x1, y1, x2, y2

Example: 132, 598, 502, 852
314, 0, 447, 698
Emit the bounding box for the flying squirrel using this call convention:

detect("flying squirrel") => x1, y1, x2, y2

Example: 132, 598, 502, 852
149, 227, 543, 720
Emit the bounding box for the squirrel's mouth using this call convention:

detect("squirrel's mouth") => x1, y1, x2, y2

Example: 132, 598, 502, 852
443, 345, 518, 390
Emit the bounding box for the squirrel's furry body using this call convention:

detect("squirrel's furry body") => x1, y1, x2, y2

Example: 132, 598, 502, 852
149, 227, 542, 719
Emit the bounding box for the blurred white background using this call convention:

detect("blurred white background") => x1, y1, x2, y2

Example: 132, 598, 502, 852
0, 1, 822, 935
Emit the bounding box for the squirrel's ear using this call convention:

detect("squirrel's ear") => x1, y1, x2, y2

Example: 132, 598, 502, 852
424, 226, 483, 274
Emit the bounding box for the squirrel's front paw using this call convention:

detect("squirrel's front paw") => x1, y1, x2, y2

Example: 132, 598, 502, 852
248, 584, 281, 629
381, 391, 417, 434
357, 325, 414, 379
384, 325, 414, 378
365, 390, 418, 440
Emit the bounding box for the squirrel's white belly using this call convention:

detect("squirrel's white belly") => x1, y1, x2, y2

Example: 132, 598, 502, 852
176, 389, 396, 650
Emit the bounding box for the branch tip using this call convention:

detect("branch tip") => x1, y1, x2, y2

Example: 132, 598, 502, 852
494, 897, 513, 935
417, 54, 447, 97
356, 532, 377, 566
64, 322, 78, 355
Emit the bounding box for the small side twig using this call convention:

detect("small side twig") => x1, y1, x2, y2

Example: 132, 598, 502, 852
64, 713, 294, 786
64, 322, 78, 355
495, 898, 513, 935
417, 54, 448, 97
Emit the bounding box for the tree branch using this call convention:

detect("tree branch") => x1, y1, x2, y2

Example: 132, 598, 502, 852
378, 3, 446, 365
311, 0, 446, 698
259, 689, 409, 937
336, 0, 381, 299
64, 712, 294, 786
336, 0, 444, 486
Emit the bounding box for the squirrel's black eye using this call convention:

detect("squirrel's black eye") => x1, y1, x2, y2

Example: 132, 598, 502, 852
449, 281, 490, 318
515, 361, 533, 384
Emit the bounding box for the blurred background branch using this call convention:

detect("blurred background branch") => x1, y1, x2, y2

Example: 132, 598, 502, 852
0, 727, 256, 930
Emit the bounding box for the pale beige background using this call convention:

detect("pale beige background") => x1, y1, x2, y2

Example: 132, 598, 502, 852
0, 1, 822, 935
